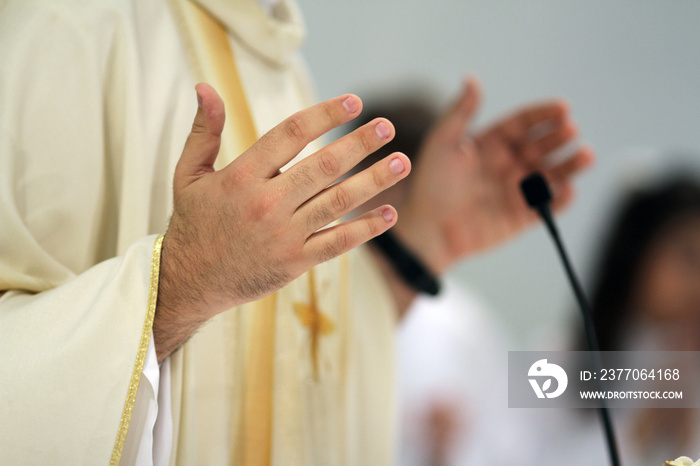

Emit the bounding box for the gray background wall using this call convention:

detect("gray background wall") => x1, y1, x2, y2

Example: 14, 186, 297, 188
297, 0, 700, 348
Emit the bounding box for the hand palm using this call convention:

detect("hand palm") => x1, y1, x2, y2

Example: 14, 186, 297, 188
398, 78, 593, 273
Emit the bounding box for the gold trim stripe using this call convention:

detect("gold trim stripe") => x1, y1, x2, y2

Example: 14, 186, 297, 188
110, 234, 165, 465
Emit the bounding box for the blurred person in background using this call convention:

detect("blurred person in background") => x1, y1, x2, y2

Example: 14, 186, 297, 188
535, 174, 700, 464
347, 90, 542, 465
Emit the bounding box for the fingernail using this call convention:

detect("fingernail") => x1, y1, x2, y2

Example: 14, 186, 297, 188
376, 121, 392, 139
197, 92, 203, 109
382, 208, 395, 223
343, 96, 358, 113
389, 157, 405, 174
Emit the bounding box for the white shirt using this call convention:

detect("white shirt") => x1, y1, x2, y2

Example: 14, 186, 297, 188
125, 338, 172, 466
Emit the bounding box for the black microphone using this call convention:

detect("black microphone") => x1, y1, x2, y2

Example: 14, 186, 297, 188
520, 173, 621, 466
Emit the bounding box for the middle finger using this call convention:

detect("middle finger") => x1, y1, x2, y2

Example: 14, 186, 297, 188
275, 118, 395, 208
293, 151, 411, 235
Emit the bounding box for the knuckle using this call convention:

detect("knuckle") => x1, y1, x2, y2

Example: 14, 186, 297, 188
281, 243, 302, 265
317, 151, 339, 177
190, 120, 206, 135
308, 204, 333, 230
319, 230, 348, 262
288, 165, 315, 189
285, 115, 307, 141
331, 186, 350, 212
322, 101, 335, 125
248, 193, 277, 221
335, 228, 350, 252
255, 131, 276, 153
366, 217, 382, 237
318, 243, 339, 263
224, 162, 251, 189
359, 130, 375, 153
371, 168, 385, 189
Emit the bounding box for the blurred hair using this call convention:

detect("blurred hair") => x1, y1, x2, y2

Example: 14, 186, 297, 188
348, 94, 439, 174
583, 174, 700, 350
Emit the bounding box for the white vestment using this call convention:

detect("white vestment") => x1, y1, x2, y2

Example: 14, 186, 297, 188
396, 280, 540, 464
0, 0, 398, 464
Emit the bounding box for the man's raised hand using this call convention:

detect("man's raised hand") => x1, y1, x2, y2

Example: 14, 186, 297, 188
154, 83, 410, 361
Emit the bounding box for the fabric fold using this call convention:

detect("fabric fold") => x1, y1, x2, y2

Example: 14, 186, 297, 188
192, 0, 306, 67
0, 235, 160, 464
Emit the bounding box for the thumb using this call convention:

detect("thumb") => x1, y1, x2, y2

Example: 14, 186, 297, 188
433, 75, 482, 142
174, 83, 226, 190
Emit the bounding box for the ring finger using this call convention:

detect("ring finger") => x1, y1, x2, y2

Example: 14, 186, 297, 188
293, 152, 411, 234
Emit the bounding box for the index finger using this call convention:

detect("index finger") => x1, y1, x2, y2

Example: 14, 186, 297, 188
235, 95, 363, 178
491, 100, 569, 143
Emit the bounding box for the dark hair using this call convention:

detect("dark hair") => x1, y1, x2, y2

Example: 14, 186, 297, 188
582, 175, 700, 350
348, 96, 439, 174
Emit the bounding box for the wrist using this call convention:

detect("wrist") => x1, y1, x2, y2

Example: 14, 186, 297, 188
153, 234, 215, 362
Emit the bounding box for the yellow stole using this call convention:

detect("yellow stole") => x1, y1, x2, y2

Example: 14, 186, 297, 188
169, 2, 277, 464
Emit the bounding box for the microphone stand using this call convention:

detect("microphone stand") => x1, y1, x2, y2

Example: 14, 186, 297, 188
521, 173, 621, 466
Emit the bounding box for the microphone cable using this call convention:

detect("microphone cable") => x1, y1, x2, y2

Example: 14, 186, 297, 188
520, 172, 621, 466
